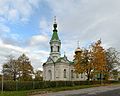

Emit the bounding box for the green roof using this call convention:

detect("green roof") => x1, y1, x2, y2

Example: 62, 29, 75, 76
56, 57, 64, 63
55, 56, 74, 64
51, 30, 59, 40
69, 61, 74, 64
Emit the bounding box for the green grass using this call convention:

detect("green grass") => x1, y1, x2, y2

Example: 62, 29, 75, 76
0, 91, 27, 96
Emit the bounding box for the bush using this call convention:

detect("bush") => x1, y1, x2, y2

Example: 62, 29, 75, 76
4, 81, 16, 91
0, 80, 119, 91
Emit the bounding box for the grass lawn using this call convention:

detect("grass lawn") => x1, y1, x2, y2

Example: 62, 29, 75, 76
0, 84, 118, 96
0, 91, 27, 96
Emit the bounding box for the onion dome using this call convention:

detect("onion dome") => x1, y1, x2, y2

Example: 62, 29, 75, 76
75, 47, 82, 53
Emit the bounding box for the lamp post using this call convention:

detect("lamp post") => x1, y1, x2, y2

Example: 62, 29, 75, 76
1, 66, 4, 94
32, 74, 35, 89
16, 79, 18, 91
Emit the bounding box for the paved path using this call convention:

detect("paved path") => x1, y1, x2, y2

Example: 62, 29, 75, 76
33, 84, 120, 96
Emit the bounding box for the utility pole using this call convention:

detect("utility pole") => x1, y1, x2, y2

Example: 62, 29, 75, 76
1, 67, 4, 94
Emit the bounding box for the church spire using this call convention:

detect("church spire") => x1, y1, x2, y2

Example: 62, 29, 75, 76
77, 40, 80, 48
50, 17, 61, 61
54, 16, 57, 24
53, 16, 57, 31
75, 40, 82, 53
51, 16, 59, 41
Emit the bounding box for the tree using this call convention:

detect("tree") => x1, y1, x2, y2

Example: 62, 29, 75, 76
3, 54, 34, 81
111, 69, 119, 80
81, 49, 93, 81
91, 40, 107, 80
34, 70, 43, 81
74, 48, 93, 81
106, 47, 120, 72
18, 54, 33, 81
3, 55, 19, 81
74, 48, 83, 73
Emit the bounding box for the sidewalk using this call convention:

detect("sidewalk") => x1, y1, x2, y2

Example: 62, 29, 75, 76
32, 84, 120, 96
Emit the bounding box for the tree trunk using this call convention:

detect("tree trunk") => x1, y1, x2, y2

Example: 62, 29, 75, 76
13, 72, 16, 81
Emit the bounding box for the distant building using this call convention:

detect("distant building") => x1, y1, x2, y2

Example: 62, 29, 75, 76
43, 18, 87, 81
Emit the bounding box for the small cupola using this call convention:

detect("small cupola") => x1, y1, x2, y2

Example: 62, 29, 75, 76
75, 47, 82, 54
75, 41, 82, 53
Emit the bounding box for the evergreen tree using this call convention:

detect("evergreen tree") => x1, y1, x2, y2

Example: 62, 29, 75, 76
18, 54, 33, 81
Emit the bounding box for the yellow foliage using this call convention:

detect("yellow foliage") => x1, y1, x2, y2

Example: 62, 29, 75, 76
74, 40, 108, 80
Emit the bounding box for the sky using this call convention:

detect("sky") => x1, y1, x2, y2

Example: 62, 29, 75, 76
0, 0, 120, 71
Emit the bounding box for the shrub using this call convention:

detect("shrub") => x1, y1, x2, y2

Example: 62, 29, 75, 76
0, 80, 119, 91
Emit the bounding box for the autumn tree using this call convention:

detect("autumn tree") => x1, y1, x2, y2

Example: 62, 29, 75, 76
73, 39, 120, 81
81, 49, 93, 81
91, 40, 107, 80
74, 47, 83, 73
18, 54, 33, 81
74, 47, 93, 81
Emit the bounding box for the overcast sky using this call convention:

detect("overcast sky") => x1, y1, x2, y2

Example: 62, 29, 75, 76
0, 0, 120, 71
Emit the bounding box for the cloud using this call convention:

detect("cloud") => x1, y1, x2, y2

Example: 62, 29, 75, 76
46, 0, 120, 52
27, 50, 49, 69
29, 35, 48, 46
0, 23, 10, 34
8, 9, 19, 21
0, 0, 41, 23
0, 0, 48, 71
0, 39, 26, 71
39, 17, 51, 35
0, 38, 49, 70
1, 0, 120, 71
0, 39, 26, 53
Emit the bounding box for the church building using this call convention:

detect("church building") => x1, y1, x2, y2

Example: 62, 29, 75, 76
43, 18, 87, 81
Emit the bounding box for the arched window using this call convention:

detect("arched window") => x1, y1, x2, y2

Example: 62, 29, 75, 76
51, 46, 53, 52
58, 46, 60, 52
81, 73, 83, 78
71, 70, 74, 78
56, 69, 59, 78
76, 73, 79, 78
48, 70, 52, 80
64, 69, 66, 78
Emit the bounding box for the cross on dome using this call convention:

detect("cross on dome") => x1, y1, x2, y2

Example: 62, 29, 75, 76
54, 16, 57, 24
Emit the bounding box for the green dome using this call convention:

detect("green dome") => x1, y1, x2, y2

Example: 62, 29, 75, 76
51, 30, 59, 41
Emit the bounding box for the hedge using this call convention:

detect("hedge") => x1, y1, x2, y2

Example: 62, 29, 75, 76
0, 80, 119, 91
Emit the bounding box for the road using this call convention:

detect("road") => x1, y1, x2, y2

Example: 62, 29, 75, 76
33, 84, 120, 96
68, 88, 120, 96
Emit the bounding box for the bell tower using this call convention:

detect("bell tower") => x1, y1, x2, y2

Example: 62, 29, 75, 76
49, 17, 61, 61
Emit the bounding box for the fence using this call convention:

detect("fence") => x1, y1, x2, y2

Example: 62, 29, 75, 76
0, 80, 119, 91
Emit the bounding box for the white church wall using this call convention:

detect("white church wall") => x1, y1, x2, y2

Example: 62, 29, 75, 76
69, 65, 87, 81
54, 63, 70, 81
43, 63, 87, 81
43, 64, 55, 81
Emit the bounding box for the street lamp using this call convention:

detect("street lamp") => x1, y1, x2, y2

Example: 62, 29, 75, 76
1, 66, 4, 94
32, 74, 35, 89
